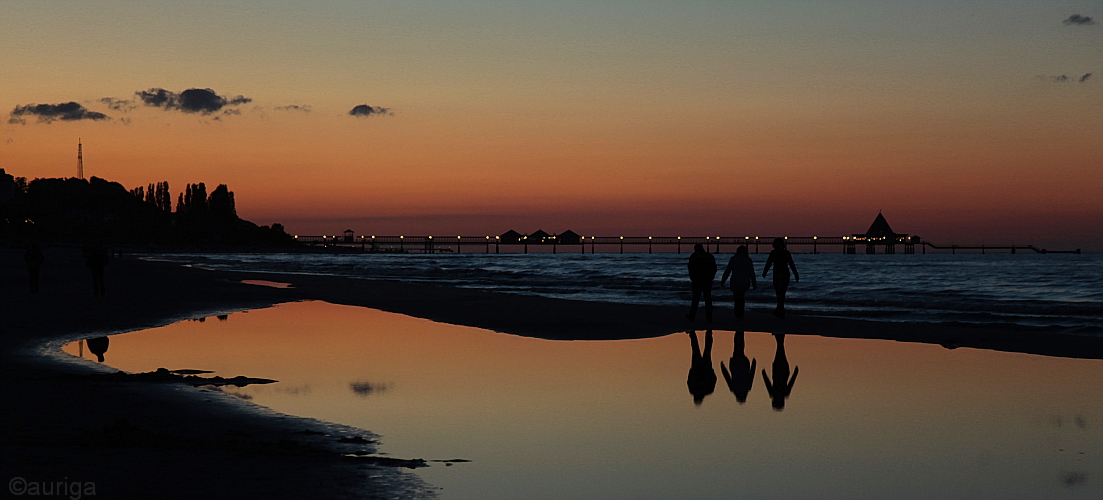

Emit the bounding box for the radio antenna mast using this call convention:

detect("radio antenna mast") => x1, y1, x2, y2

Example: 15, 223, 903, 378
77, 138, 84, 180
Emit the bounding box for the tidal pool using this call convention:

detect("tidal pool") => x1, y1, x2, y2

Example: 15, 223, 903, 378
63, 301, 1102, 499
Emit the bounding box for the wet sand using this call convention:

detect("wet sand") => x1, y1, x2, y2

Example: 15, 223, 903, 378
3, 249, 1101, 499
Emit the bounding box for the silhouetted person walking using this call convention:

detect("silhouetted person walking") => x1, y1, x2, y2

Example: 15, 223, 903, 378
686, 330, 716, 405
685, 243, 717, 322
86, 336, 110, 363
762, 238, 798, 319
720, 245, 756, 320
720, 330, 756, 403
24, 243, 44, 293
762, 333, 798, 411
83, 245, 109, 298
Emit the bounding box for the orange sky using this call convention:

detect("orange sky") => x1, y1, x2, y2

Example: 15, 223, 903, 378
2, 2, 1100, 249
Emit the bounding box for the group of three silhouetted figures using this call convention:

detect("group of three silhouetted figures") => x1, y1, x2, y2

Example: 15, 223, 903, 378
686, 237, 799, 322
687, 330, 798, 410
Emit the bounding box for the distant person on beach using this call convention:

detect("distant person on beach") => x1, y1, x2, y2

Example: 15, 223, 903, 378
82, 245, 109, 298
720, 245, 756, 320
686, 243, 717, 322
762, 333, 798, 411
86, 336, 110, 363
762, 238, 798, 319
720, 330, 756, 403
24, 243, 44, 293
686, 330, 716, 405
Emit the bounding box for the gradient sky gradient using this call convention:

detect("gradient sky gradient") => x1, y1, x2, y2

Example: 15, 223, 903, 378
2, 1, 1100, 249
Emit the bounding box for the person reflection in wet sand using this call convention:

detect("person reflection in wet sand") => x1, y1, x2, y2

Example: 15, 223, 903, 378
82, 244, 109, 298
24, 243, 44, 293
720, 330, 756, 403
762, 238, 799, 319
86, 336, 110, 363
762, 333, 798, 410
686, 330, 716, 405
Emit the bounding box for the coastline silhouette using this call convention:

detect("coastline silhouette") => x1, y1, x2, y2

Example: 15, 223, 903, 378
720, 245, 756, 320
762, 238, 799, 319
720, 330, 756, 403
762, 333, 798, 410
685, 244, 717, 322
686, 330, 717, 405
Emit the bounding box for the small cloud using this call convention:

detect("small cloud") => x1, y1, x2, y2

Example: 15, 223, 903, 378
100, 97, 136, 112
137, 87, 176, 107
349, 104, 392, 117
5, 138, 13, 144
274, 104, 311, 112
222, 108, 241, 116
136, 87, 252, 115
1080, 73, 1092, 83
8, 102, 110, 124
1063, 14, 1096, 25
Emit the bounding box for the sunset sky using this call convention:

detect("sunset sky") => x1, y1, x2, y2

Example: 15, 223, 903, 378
2, 1, 1100, 249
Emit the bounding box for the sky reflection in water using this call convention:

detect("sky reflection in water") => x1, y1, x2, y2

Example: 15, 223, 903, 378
63, 301, 1102, 499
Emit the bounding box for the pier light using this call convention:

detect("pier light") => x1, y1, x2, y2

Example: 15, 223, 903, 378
486, 236, 490, 239
813, 236, 817, 240
428, 235, 433, 239
784, 236, 788, 239
293, 235, 298, 239
677, 236, 681, 240
705, 236, 710, 240
649, 236, 652, 239
371, 235, 375, 239
400, 235, 404, 239
457, 236, 462, 239
620, 236, 624, 239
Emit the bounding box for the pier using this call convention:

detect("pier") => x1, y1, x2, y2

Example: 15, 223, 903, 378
291, 233, 1079, 255
289, 214, 1079, 254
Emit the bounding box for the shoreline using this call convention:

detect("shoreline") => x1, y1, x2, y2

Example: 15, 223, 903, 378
4, 252, 1102, 498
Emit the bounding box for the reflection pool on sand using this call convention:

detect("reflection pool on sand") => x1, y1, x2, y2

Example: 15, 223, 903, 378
63, 301, 1102, 499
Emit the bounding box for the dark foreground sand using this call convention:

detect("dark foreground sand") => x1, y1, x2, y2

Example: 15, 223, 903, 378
3, 249, 1101, 499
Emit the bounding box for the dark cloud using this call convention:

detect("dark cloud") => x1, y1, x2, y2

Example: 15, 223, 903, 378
349, 381, 387, 396
1063, 14, 1096, 25
100, 97, 136, 112
8, 102, 110, 124
349, 104, 392, 117
137, 88, 176, 107
1038, 73, 1093, 83
136, 87, 252, 114
274, 104, 311, 112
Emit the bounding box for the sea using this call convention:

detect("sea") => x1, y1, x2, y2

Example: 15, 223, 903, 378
148, 251, 1103, 335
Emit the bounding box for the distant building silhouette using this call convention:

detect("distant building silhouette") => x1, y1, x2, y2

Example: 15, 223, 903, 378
556, 230, 582, 245
849, 211, 913, 254
499, 230, 523, 244
529, 229, 551, 243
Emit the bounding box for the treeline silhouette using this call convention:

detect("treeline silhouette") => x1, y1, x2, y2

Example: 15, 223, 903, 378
0, 169, 293, 246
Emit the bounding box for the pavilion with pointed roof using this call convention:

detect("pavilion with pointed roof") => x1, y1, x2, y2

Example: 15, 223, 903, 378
850, 212, 911, 253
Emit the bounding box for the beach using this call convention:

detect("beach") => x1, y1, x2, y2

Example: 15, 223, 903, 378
3, 250, 1101, 499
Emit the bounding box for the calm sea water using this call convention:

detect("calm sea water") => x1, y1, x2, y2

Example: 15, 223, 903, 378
148, 252, 1103, 333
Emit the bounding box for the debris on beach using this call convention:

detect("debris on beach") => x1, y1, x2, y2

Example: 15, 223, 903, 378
341, 455, 429, 469
85, 368, 277, 387
337, 435, 375, 444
